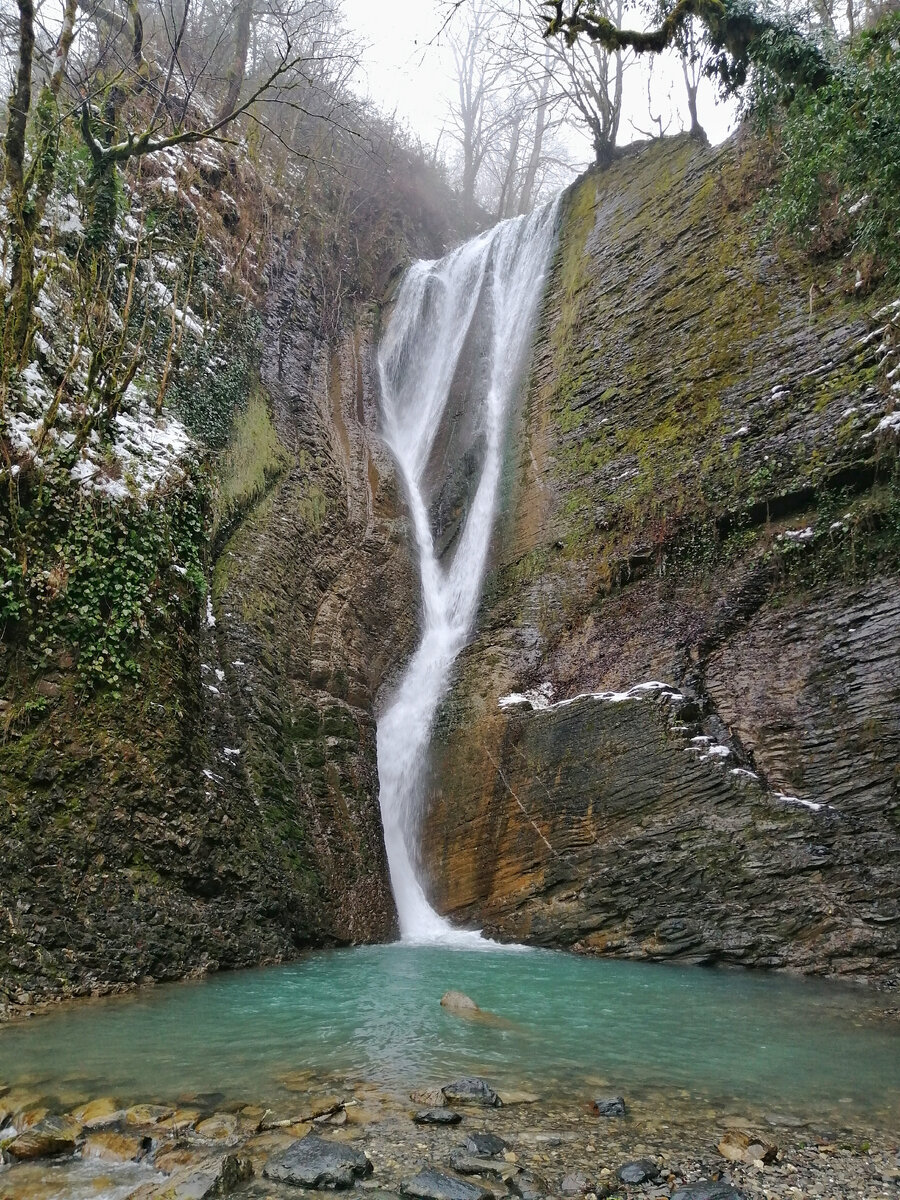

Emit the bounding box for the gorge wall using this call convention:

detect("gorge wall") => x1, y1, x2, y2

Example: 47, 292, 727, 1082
420, 134, 900, 984
0, 201, 453, 1011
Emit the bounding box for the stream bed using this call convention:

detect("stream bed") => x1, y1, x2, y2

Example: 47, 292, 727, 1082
2, 945, 898, 1131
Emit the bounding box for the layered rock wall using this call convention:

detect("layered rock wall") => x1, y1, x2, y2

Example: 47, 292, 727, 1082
421, 135, 900, 983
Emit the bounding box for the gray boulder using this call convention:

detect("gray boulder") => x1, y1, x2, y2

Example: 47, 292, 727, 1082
616, 1159, 659, 1184
441, 1079, 501, 1107
402, 1168, 492, 1200
463, 1131, 507, 1157
592, 1096, 626, 1118
263, 1133, 373, 1189
413, 1109, 461, 1126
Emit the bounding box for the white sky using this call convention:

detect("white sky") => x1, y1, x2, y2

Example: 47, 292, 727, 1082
340, 0, 738, 173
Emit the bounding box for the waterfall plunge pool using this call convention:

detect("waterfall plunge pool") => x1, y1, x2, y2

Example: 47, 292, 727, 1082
2, 944, 897, 1132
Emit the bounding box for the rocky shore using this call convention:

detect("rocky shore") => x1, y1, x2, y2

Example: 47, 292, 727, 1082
1, 1069, 897, 1200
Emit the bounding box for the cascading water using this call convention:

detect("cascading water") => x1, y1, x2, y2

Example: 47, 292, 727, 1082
376, 198, 560, 943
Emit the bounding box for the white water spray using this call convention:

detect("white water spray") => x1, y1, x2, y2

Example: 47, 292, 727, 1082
376, 199, 560, 943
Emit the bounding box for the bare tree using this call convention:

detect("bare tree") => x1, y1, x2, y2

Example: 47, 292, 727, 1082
543, 0, 628, 164
1, 0, 354, 363
446, 0, 511, 219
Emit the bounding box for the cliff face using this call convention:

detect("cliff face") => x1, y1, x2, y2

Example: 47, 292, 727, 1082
421, 135, 900, 983
0, 230, 426, 1012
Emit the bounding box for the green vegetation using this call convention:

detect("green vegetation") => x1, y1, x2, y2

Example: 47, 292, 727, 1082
212, 385, 292, 541
763, 11, 900, 287
0, 457, 209, 692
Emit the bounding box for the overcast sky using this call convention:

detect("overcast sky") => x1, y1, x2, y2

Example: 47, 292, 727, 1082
340, 0, 738, 171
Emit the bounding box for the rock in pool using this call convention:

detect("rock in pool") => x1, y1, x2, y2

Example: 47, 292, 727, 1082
441, 1079, 502, 1108
402, 1167, 493, 1200
441, 991, 479, 1012
616, 1159, 659, 1184
414, 1109, 461, 1126
464, 1131, 507, 1157
592, 1096, 626, 1118
263, 1132, 373, 1189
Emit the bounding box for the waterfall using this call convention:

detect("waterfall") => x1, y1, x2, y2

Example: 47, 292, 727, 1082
375, 198, 560, 943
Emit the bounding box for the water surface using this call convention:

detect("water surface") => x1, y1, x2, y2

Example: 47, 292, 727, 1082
3, 946, 898, 1129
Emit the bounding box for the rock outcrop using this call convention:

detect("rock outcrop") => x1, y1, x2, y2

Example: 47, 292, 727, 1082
420, 134, 900, 983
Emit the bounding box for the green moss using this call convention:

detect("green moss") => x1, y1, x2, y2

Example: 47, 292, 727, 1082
212, 384, 292, 542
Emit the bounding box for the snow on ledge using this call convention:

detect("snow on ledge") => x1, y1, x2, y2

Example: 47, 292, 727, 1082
774, 791, 828, 813
498, 680, 682, 713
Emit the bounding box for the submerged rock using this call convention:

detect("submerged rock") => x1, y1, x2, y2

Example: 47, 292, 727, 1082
616, 1159, 659, 1184
263, 1133, 373, 1189
592, 1096, 626, 1118
441, 1079, 501, 1107
402, 1167, 492, 1200
463, 1131, 507, 1157
441, 991, 479, 1012
413, 1109, 461, 1126
559, 1171, 590, 1194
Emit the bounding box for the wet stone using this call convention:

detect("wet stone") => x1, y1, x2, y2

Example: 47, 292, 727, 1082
414, 1109, 461, 1126
402, 1167, 493, 1200
69, 1097, 124, 1128
671, 1184, 749, 1200
81, 1129, 148, 1162
447, 1150, 513, 1178
441, 992, 479, 1012
463, 1132, 507, 1157
194, 1112, 240, 1141
592, 1096, 626, 1118
263, 1133, 373, 1189
7, 1114, 81, 1159
507, 1170, 548, 1200
441, 1079, 501, 1108
616, 1159, 659, 1184
560, 1171, 590, 1194
125, 1103, 175, 1126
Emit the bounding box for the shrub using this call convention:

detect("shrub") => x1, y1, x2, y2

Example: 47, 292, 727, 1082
763, 11, 900, 287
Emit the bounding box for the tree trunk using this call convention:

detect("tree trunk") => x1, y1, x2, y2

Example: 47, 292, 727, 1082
3, 0, 36, 364
518, 60, 551, 216
218, 0, 253, 123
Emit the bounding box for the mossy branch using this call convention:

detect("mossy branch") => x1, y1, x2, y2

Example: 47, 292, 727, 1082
541, 0, 833, 96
